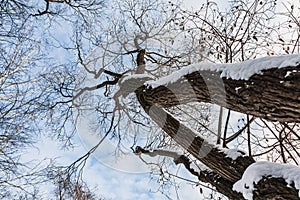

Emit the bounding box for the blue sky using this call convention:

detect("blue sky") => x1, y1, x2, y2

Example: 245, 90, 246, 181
24, 133, 207, 199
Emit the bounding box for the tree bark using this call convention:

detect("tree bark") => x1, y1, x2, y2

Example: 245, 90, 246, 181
142, 66, 300, 123
134, 85, 300, 199
135, 91, 254, 182
124, 54, 300, 199
253, 177, 300, 200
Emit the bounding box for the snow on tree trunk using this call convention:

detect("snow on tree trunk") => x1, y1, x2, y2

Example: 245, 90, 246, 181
118, 54, 300, 199
133, 79, 300, 200
142, 65, 300, 123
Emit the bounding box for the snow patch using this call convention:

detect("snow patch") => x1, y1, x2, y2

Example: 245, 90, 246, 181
120, 74, 155, 84
219, 54, 300, 80
285, 71, 293, 78
146, 54, 300, 88
235, 86, 242, 93
233, 161, 300, 200
220, 148, 246, 160
284, 69, 299, 78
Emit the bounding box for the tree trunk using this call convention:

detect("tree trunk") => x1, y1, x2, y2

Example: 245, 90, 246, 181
134, 86, 300, 199
125, 53, 300, 199
135, 90, 254, 182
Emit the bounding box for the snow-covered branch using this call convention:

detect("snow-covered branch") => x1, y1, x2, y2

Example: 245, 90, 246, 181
139, 55, 300, 123
129, 54, 300, 199
234, 161, 300, 199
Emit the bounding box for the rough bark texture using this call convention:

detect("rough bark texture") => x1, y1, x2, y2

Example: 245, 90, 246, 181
253, 177, 300, 200
134, 94, 254, 182
134, 86, 300, 199
197, 169, 245, 199
142, 66, 300, 123
124, 53, 300, 199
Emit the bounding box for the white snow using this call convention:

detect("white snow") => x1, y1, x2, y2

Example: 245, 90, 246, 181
285, 69, 299, 78
233, 161, 300, 200
220, 148, 246, 160
285, 71, 293, 78
235, 86, 242, 93
146, 54, 300, 88
120, 73, 155, 84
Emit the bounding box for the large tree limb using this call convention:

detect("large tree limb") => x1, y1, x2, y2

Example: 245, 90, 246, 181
131, 50, 254, 182
134, 86, 300, 199
135, 87, 254, 182
135, 146, 300, 199
122, 54, 300, 199
141, 66, 300, 123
